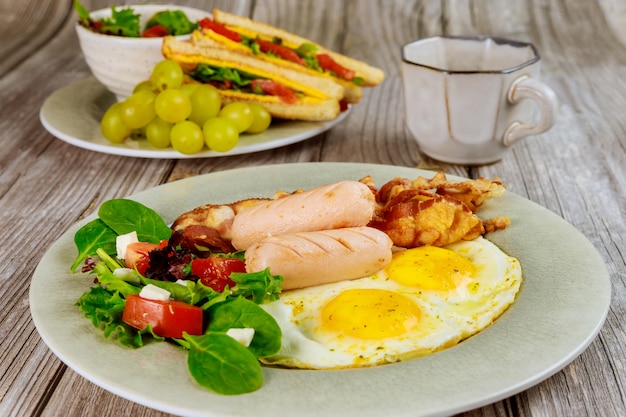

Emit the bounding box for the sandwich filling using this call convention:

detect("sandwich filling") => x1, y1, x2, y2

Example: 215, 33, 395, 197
198, 18, 364, 84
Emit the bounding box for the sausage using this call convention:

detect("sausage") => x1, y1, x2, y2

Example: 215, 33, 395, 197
244, 226, 393, 290
231, 181, 376, 250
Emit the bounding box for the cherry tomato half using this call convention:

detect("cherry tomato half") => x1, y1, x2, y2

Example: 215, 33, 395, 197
142, 24, 169, 38
191, 257, 246, 292
122, 294, 203, 338
124, 240, 167, 275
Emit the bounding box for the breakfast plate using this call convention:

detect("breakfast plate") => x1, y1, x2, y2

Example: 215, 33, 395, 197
39, 77, 350, 159
29, 162, 611, 417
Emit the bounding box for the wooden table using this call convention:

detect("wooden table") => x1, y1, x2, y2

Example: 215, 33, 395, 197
1, 0, 624, 415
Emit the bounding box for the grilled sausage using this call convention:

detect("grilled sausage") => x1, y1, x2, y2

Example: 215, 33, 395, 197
244, 226, 393, 290
231, 181, 376, 250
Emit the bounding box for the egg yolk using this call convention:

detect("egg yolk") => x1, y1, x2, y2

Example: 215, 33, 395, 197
386, 246, 475, 291
320, 289, 421, 339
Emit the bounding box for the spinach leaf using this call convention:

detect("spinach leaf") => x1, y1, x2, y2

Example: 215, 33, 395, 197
98, 199, 172, 243
71, 218, 118, 272
207, 297, 282, 358
185, 332, 264, 395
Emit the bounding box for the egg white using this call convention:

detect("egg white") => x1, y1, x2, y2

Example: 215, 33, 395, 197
260, 236, 522, 370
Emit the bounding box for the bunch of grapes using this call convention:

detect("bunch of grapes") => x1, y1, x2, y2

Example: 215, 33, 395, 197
100, 60, 272, 154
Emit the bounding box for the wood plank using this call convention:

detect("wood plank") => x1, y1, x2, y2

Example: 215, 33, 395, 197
0, 0, 624, 416
0, 0, 71, 78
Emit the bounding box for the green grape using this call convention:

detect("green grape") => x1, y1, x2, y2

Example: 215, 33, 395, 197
145, 117, 173, 148
246, 103, 272, 134
188, 84, 222, 126
218, 102, 253, 133
180, 83, 199, 97
133, 80, 154, 94
155, 88, 192, 123
203, 117, 239, 152
101, 102, 132, 143
119, 90, 156, 129
171, 120, 204, 154
150, 59, 184, 91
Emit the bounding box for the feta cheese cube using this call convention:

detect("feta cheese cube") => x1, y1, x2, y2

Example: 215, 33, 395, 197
139, 284, 171, 301
116, 231, 138, 259
226, 328, 255, 347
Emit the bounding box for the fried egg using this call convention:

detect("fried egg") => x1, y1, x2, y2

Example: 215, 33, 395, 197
260, 236, 522, 369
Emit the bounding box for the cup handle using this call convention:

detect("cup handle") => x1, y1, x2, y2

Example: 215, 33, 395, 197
503, 76, 558, 146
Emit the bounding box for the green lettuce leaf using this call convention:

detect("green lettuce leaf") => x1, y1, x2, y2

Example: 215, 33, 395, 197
99, 6, 141, 37
145, 10, 198, 36
190, 64, 260, 88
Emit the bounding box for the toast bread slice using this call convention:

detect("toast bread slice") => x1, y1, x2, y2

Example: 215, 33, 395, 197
212, 9, 384, 87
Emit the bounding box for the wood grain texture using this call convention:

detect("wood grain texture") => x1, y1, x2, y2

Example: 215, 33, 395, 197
0, 0, 624, 416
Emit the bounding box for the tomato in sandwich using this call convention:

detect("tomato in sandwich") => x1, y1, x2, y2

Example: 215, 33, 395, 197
198, 18, 242, 42
254, 39, 306, 65
250, 80, 299, 104
316, 53, 356, 81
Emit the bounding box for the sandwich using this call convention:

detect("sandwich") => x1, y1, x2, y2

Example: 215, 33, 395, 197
162, 35, 344, 121
191, 9, 385, 104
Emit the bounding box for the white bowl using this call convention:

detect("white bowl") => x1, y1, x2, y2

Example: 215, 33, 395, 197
75, 4, 210, 101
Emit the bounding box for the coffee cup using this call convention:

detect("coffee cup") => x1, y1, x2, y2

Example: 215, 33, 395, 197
401, 35, 558, 164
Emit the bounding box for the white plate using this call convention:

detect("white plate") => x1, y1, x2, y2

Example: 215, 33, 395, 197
29, 163, 611, 417
39, 77, 350, 159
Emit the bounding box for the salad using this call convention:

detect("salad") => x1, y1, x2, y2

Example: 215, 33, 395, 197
71, 198, 283, 395
74, 0, 199, 37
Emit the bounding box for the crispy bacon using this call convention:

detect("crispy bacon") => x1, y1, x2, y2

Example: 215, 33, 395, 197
368, 190, 485, 248
362, 173, 509, 248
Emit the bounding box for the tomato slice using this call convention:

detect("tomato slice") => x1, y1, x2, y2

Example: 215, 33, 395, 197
124, 240, 167, 275
254, 39, 306, 65
316, 53, 355, 81
198, 18, 242, 42
141, 24, 169, 37
250, 79, 298, 104
122, 294, 203, 338
191, 257, 245, 292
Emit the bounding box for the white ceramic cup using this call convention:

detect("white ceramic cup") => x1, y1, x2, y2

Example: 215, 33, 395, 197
401, 35, 558, 164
